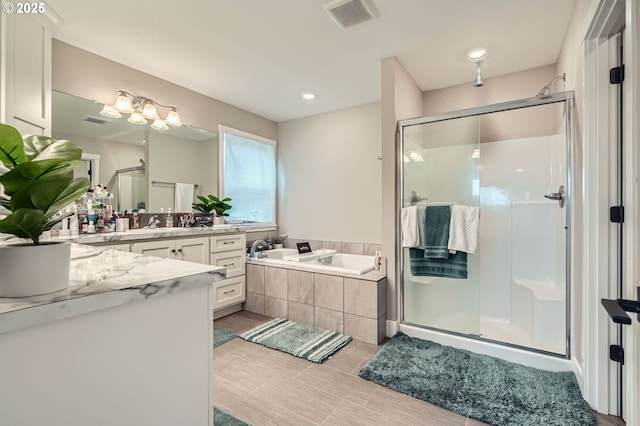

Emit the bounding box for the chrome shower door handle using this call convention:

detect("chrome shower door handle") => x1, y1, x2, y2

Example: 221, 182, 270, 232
545, 185, 565, 208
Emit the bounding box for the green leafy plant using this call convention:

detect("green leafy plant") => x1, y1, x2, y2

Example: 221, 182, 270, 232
0, 123, 91, 245
192, 195, 232, 217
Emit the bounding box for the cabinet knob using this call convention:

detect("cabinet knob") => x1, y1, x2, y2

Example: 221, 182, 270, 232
170, 249, 176, 253
177, 248, 183, 253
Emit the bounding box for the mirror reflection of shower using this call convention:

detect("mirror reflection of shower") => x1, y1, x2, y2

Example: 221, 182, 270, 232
115, 158, 146, 212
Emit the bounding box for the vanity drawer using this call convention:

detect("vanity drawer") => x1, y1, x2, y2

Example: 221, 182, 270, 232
210, 233, 246, 253
210, 250, 246, 278
213, 276, 245, 310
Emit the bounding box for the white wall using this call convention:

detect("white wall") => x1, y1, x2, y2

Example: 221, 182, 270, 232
52, 40, 277, 141
423, 64, 558, 116
277, 102, 381, 243
53, 130, 145, 191
381, 57, 424, 323
147, 132, 203, 212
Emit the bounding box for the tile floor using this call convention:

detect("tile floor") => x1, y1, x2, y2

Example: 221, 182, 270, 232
214, 310, 625, 426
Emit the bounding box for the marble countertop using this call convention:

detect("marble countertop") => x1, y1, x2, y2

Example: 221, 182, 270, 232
0, 243, 226, 334
50, 225, 247, 244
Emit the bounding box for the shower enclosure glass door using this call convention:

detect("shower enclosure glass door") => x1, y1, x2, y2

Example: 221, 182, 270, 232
399, 94, 572, 356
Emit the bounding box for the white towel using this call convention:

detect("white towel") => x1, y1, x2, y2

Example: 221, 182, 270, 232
448, 205, 480, 254
174, 183, 194, 212
401, 206, 420, 247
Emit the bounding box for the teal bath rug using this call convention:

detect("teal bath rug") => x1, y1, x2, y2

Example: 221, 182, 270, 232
239, 318, 352, 363
214, 407, 250, 426
214, 328, 237, 348
359, 332, 595, 426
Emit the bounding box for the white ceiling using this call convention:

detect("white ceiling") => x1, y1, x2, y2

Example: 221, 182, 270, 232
47, 0, 577, 123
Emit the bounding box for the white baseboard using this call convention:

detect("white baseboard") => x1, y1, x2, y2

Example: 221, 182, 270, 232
386, 320, 399, 337
572, 356, 586, 398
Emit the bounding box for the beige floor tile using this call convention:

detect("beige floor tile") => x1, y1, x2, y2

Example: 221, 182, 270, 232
255, 375, 342, 424
267, 409, 323, 426
365, 386, 467, 426
214, 376, 281, 426
297, 363, 379, 406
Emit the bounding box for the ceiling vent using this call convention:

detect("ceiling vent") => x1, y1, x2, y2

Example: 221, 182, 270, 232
84, 116, 108, 125
324, 0, 378, 29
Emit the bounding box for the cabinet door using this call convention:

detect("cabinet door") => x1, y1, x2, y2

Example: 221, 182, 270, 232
176, 237, 209, 264
131, 240, 175, 259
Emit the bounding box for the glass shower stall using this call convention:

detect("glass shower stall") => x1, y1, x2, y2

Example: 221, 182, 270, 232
398, 92, 574, 358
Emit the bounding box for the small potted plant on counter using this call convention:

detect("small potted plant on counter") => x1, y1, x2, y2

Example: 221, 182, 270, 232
191, 194, 232, 225
0, 123, 91, 297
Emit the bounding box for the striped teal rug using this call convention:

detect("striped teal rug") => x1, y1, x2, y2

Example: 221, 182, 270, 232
239, 318, 352, 363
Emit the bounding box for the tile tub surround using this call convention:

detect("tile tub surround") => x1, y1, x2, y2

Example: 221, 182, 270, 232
283, 238, 381, 256
244, 263, 387, 345
0, 243, 225, 334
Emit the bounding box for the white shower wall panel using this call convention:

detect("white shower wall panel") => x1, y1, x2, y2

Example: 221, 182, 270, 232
478, 135, 565, 323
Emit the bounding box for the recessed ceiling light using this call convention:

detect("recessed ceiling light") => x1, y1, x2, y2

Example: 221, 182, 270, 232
301, 92, 316, 100
468, 48, 487, 60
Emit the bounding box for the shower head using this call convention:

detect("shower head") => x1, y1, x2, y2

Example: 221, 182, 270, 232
537, 73, 566, 97
139, 158, 145, 166
473, 61, 484, 87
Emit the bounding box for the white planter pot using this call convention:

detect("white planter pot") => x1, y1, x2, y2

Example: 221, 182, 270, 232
0, 241, 71, 298
213, 216, 225, 225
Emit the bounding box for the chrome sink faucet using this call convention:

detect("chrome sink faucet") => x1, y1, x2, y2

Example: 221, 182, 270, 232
249, 239, 268, 258
145, 215, 160, 229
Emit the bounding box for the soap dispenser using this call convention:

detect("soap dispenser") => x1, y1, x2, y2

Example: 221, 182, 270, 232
165, 208, 173, 227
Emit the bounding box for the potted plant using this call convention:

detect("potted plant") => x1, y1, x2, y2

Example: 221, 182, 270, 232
0, 123, 91, 297
192, 194, 232, 225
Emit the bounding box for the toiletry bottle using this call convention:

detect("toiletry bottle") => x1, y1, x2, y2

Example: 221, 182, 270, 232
87, 220, 96, 234
132, 213, 139, 229
96, 212, 104, 231
81, 216, 89, 233
374, 251, 382, 270
165, 208, 173, 227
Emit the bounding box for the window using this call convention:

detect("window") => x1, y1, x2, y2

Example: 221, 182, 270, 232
219, 126, 276, 225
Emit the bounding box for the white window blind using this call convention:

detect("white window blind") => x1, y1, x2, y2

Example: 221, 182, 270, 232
220, 127, 276, 224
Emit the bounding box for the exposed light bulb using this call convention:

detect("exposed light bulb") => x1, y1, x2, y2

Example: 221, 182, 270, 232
468, 48, 487, 60
301, 92, 316, 100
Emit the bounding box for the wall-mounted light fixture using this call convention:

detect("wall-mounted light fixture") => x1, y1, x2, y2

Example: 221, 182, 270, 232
100, 91, 182, 130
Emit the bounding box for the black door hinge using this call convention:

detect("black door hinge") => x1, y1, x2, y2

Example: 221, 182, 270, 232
610, 345, 624, 364
610, 206, 624, 223
610, 65, 625, 84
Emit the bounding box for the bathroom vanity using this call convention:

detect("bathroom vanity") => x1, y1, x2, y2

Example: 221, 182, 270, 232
0, 244, 225, 426
58, 226, 251, 318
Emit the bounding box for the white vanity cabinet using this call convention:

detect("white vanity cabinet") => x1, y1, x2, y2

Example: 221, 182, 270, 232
131, 237, 209, 264
210, 233, 246, 315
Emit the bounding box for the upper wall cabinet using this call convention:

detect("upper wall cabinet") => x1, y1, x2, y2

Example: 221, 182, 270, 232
0, 7, 61, 136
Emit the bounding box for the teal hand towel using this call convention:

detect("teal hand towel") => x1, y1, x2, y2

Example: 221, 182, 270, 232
422, 206, 451, 259
409, 248, 468, 279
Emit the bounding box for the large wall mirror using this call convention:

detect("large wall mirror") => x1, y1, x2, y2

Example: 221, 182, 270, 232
52, 91, 218, 213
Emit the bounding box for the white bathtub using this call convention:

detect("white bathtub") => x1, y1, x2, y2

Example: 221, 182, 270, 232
247, 248, 375, 275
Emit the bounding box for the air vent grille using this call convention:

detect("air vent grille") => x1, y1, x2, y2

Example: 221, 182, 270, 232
84, 116, 108, 125
324, 0, 378, 29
